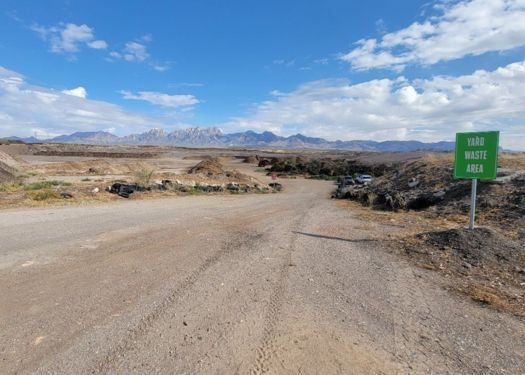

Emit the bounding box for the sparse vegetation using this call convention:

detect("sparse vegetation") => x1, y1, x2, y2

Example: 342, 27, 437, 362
269, 157, 394, 179
132, 164, 155, 187
29, 190, 61, 201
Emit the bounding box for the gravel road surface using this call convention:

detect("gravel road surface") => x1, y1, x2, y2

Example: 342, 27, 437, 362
1, 179, 524, 374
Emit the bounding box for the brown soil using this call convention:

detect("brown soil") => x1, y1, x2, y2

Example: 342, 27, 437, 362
405, 227, 525, 317
28, 159, 133, 175
188, 157, 251, 182
0, 163, 16, 183
243, 155, 259, 164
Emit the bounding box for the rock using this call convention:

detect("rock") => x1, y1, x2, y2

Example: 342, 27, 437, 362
91, 187, 99, 194
408, 178, 419, 188
433, 190, 446, 198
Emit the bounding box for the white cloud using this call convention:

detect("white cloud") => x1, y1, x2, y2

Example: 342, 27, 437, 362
110, 41, 149, 62
340, 0, 525, 71
87, 40, 108, 49
0, 66, 166, 138
109, 38, 170, 71
32, 23, 107, 54
120, 90, 200, 108
151, 62, 171, 72
61, 86, 87, 98
223, 60, 525, 150
122, 42, 149, 62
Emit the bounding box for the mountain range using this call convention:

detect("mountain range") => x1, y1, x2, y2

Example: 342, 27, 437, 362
3, 127, 456, 152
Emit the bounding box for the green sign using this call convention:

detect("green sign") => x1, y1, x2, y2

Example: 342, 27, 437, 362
454, 131, 499, 179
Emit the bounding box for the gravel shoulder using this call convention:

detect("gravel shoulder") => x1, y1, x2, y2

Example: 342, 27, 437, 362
1, 178, 524, 374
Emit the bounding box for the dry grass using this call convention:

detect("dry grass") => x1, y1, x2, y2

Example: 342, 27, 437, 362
498, 152, 525, 170
132, 164, 155, 187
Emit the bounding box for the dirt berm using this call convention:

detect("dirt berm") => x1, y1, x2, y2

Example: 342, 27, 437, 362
405, 227, 525, 316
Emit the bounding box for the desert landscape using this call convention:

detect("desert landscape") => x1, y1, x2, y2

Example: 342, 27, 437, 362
2, 1, 525, 373
1, 140, 524, 374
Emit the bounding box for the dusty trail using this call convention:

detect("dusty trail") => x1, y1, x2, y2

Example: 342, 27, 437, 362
1, 179, 524, 374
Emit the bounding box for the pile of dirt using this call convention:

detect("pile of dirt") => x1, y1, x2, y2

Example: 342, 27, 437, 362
404, 227, 525, 316
188, 157, 245, 180
0, 150, 19, 168
0, 151, 18, 183
188, 158, 225, 175
0, 162, 16, 183
418, 228, 523, 267
243, 155, 259, 164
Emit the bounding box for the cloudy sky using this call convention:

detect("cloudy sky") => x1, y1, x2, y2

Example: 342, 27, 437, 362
1, 0, 525, 149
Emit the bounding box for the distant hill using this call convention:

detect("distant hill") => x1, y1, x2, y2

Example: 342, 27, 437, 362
1, 136, 40, 143
8, 127, 456, 152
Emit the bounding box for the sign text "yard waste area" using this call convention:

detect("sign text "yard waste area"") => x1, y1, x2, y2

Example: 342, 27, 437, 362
454, 131, 499, 180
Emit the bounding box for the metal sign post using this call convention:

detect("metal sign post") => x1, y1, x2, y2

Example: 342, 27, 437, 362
454, 131, 499, 230
469, 178, 477, 230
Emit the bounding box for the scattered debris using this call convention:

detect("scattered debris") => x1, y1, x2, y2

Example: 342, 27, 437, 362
108, 183, 143, 198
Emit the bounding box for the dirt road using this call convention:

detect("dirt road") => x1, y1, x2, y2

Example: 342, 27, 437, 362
1, 179, 524, 374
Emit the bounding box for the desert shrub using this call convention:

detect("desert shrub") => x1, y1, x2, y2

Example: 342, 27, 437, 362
0, 182, 23, 192
29, 190, 60, 201
132, 164, 155, 187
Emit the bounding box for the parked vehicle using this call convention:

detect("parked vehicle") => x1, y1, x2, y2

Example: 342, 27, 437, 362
343, 175, 355, 185
356, 174, 373, 184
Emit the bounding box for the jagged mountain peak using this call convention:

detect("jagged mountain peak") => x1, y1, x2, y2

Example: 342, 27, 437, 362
44, 127, 455, 151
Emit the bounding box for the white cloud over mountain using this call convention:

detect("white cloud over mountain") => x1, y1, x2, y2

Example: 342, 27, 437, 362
32, 23, 107, 54
1, 60, 524, 149
340, 0, 525, 71
0, 66, 163, 138
226, 60, 525, 150
120, 90, 200, 108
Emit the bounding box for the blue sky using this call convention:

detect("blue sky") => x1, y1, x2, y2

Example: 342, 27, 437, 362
1, 0, 525, 149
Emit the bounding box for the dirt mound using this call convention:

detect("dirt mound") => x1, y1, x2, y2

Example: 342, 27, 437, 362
243, 155, 259, 164
188, 158, 252, 183
0, 162, 16, 183
0, 151, 19, 168
405, 227, 525, 316
418, 228, 523, 267
189, 158, 225, 175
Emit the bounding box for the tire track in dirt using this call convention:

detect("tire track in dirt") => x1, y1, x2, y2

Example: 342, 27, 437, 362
91, 230, 265, 374
250, 200, 315, 375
